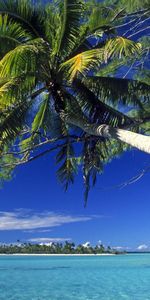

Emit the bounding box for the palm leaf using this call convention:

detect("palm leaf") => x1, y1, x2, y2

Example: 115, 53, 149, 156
0, 74, 36, 109
104, 37, 142, 61
107, 0, 150, 13
82, 139, 103, 206
57, 0, 84, 60
73, 79, 134, 127
128, 104, 150, 134
0, 38, 46, 77
60, 48, 103, 80
0, 99, 31, 147
69, 5, 115, 58
56, 142, 77, 191
0, 14, 33, 58
83, 76, 150, 107
82, 136, 129, 205
60, 37, 142, 81
96, 59, 124, 77
44, 4, 62, 59
87, 5, 115, 35
23, 94, 53, 146
31, 96, 50, 133
0, 0, 44, 38
21, 94, 50, 149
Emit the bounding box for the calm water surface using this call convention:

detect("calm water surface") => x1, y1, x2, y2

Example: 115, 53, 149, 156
0, 254, 150, 300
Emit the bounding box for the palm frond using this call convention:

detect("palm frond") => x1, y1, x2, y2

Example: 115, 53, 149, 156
21, 94, 50, 149
56, 142, 77, 191
0, 144, 18, 184
82, 139, 103, 206
73, 79, 134, 127
128, 104, 150, 134
44, 4, 62, 59
87, 5, 115, 35
31, 95, 50, 134
0, 38, 47, 77
66, 25, 92, 58
60, 48, 103, 81
0, 74, 36, 109
60, 37, 142, 81
68, 5, 115, 58
0, 14, 33, 58
96, 59, 124, 77
82, 136, 129, 205
83, 76, 150, 107
104, 37, 142, 61
0, 0, 44, 37
107, 0, 150, 13
0, 99, 31, 147
57, 0, 84, 60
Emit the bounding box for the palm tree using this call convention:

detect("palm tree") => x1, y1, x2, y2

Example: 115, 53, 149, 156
63, 241, 75, 253
0, 0, 149, 202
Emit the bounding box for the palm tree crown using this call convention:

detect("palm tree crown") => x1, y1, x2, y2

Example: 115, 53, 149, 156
0, 0, 149, 203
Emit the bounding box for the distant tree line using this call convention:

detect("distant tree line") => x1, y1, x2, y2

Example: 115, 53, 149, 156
0, 242, 125, 255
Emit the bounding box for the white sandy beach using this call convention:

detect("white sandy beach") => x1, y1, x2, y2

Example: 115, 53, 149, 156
0, 253, 115, 256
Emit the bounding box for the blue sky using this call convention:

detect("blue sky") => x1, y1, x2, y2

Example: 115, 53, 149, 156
0, 0, 149, 252
0, 148, 150, 251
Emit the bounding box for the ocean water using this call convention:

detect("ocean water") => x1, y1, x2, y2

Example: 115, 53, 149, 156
0, 254, 150, 300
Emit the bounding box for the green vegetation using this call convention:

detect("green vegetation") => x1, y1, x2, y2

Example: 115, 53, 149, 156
0, 0, 149, 202
0, 242, 123, 255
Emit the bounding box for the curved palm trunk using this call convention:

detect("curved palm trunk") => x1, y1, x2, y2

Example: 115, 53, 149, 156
64, 115, 150, 154
93, 125, 150, 154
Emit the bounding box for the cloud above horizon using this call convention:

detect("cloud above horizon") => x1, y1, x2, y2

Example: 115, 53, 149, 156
112, 246, 130, 250
82, 241, 90, 248
28, 237, 71, 243
0, 209, 100, 231
137, 244, 148, 250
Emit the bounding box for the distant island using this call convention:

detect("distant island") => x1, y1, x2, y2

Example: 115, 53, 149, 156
0, 242, 125, 255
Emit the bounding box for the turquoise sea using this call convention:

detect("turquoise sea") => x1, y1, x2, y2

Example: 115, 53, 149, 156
0, 254, 150, 300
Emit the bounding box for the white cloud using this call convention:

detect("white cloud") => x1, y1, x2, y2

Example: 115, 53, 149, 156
23, 229, 52, 233
82, 241, 90, 248
0, 209, 96, 231
112, 246, 130, 250
113, 246, 124, 250
98, 240, 102, 245
28, 237, 71, 243
137, 244, 148, 250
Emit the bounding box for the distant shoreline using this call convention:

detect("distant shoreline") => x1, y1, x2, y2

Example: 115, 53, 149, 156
0, 253, 115, 256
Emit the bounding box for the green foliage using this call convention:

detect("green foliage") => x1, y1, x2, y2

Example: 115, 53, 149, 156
0, 0, 149, 202
0, 14, 32, 58
0, 145, 17, 185
0, 100, 32, 146
73, 78, 134, 127
0, 38, 47, 77
87, 5, 114, 30
56, 142, 77, 190
56, 0, 85, 60
61, 37, 142, 81
0, 0, 44, 37
83, 76, 150, 107
106, 0, 150, 13
104, 37, 142, 60
128, 104, 150, 134
0, 241, 122, 254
